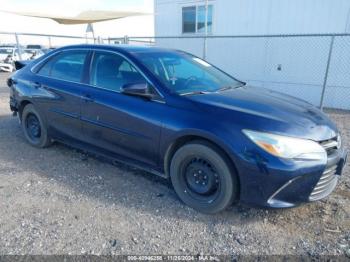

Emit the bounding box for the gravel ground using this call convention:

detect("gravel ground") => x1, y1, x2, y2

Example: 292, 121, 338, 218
0, 72, 349, 257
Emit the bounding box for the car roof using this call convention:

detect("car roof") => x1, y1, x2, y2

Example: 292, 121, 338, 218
58, 44, 179, 54
0, 46, 15, 49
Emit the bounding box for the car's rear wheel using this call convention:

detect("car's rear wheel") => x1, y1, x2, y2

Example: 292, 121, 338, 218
21, 104, 51, 148
170, 140, 238, 214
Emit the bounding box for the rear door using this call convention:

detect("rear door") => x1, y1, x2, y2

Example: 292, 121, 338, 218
80, 50, 165, 167
34, 50, 90, 139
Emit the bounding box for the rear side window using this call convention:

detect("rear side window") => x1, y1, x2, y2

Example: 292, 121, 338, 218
90, 51, 145, 92
37, 51, 88, 83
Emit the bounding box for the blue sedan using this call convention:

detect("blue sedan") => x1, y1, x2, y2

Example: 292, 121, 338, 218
8, 44, 347, 213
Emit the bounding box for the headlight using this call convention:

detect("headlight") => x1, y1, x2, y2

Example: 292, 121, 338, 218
243, 130, 327, 161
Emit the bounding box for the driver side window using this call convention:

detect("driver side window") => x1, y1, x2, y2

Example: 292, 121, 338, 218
90, 51, 146, 92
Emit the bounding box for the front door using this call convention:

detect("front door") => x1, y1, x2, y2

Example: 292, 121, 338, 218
80, 51, 164, 167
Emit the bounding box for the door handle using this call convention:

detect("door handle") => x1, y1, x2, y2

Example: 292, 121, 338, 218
81, 94, 94, 102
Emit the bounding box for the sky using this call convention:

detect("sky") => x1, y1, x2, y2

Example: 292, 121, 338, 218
0, 0, 154, 46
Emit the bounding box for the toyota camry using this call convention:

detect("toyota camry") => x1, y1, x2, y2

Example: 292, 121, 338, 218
7, 44, 348, 213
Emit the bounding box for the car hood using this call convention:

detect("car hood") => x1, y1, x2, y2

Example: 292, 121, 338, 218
187, 85, 338, 141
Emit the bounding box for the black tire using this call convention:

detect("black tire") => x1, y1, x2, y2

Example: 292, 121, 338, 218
170, 140, 238, 214
21, 104, 51, 148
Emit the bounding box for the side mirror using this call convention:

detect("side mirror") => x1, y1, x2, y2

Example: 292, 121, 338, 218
121, 82, 154, 99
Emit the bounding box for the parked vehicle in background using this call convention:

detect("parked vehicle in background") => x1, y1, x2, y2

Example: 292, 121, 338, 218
41, 48, 54, 54
26, 44, 50, 55
0, 47, 30, 72
24, 49, 45, 60
7, 44, 348, 214
26, 44, 44, 50
0, 46, 46, 72
0, 47, 18, 72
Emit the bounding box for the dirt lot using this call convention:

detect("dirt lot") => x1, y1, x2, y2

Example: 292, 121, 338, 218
0, 72, 349, 257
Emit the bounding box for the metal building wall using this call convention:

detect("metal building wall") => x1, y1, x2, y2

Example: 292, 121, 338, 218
154, 0, 350, 109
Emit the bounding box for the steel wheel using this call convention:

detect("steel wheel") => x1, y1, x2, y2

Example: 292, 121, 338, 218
21, 104, 51, 148
25, 113, 41, 142
170, 140, 238, 214
184, 158, 220, 200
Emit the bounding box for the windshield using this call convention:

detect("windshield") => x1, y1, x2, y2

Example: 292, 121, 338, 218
135, 51, 243, 95
0, 49, 13, 55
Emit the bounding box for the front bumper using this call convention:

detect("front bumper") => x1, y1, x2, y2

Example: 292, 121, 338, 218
0, 62, 14, 72
237, 138, 347, 208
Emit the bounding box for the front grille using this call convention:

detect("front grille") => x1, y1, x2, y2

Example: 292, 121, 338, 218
309, 165, 338, 201
309, 135, 341, 201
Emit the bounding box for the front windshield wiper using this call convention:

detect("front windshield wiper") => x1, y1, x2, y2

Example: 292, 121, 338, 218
218, 83, 246, 92
180, 91, 210, 96
218, 86, 233, 91
180, 82, 247, 96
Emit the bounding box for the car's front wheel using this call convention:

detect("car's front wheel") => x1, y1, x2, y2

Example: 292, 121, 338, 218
170, 140, 238, 214
21, 104, 51, 148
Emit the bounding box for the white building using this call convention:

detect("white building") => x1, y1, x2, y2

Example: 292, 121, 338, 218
155, 0, 350, 36
154, 0, 350, 109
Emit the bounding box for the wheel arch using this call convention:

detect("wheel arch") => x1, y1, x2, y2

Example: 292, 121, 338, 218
163, 133, 241, 195
18, 100, 33, 120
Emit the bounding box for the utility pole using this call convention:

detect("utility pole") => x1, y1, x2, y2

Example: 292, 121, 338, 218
320, 35, 335, 110
203, 0, 209, 60
14, 33, 22, 60
86, 23, 95, 43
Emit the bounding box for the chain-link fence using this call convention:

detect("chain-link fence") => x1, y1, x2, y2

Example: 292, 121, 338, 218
109, 34, 350, 111
0, 32, 95, 48
1, 32, 349, 111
